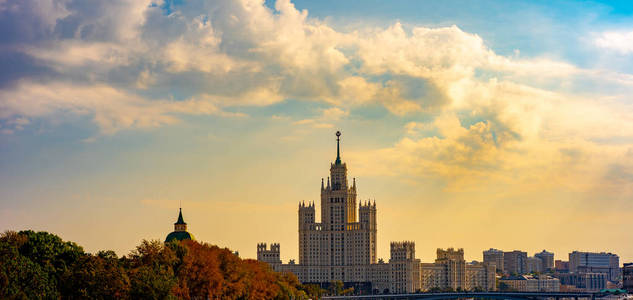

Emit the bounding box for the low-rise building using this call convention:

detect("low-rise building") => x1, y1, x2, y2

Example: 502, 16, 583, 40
553, 272, 607, 292
623, 263, 633, 293
555, 260, 569, 273
500, 275, 560, 292
569, 251, 619, 282
421, 248, 495, 292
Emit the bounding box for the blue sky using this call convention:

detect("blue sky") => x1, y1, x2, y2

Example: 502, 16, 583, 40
1, 0, 633, 263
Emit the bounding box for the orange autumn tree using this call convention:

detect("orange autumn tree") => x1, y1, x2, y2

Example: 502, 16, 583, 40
161, 239, 309, 299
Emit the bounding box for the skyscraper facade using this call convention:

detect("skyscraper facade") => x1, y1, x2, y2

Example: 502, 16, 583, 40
504, 250, 528, 275
257, 132, 417, 293
535, 250, 555, 271
421, 248, 496, 291
569, 251, 620, 282
257, 132, 496, 294
623, 263, 633, 293
527, 256, 543, 273
483, 248, 504, 273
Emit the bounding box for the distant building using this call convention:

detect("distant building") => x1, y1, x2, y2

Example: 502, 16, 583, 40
466, 262, 497, 291
257, 132, 420, 294
165, 208, 195, 243
527, 256, 543, 273
257, 243, 281, 267
535, 250, 555, 271
554, 272, 607, 292
569, 251, 620, 282
504, 251, 528, 275
483, 248, 504, 273
555, 260, 569, 273
421, 248, 495, 291
389, 242, 421, 293
623, 263, 633, 293
435, 248, 466, 290
500, 275, 560, 292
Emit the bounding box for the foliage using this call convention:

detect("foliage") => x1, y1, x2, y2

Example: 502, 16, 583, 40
498, 282, 517, 292
301, 283, 325, 298
0, 230, 310, 300
329, 280, 344, 295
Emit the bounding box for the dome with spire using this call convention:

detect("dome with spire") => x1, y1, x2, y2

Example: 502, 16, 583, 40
165, 208, 195, 243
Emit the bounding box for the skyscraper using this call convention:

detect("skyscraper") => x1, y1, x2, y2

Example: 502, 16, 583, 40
504, 250, 528, 275
257, 131, 416, 293
483, 248, 504, 273
421, 248, 496, 291
568, 251, 620, 282
535, 250, 555, 271
623, 263, 633, 293
256, 132, 496, 293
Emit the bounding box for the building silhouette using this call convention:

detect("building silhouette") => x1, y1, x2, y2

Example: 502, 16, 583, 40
165, 208, 195, 243
483, 248, 504, 273
504, 250, 528, 275
535, 250, 555, 271
623, 263, 633, 293
257, 131, 495, 293
568, 251, 620, 282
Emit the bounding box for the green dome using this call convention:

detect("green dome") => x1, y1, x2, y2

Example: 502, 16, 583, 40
165, 231, 195, 243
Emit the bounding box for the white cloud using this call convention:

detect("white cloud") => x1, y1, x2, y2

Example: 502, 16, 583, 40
595, 30, 633, 54
0, 0, 632, 185
292, 106, 348, 129
0, 81, 241, 135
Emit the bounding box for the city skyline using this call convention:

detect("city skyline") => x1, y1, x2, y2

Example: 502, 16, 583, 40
1, 0, 633, 265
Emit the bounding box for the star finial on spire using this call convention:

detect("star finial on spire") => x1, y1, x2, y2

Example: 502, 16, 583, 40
335, 130, 342, 165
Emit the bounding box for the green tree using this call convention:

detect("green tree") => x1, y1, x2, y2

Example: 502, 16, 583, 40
61, 250, 131, 299
300, 283, 325, 299
0, 244, 56, 299
126, 240, 178, 299
0, 230, 85, 299
329, 280, 344, 295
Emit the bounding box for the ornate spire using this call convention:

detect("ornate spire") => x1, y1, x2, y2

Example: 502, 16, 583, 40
335, 130, 342, 165
175, 207, 186, 225
174, 207, 187, 232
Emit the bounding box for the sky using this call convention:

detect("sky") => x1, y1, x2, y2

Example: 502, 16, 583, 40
1, 0, 633, 264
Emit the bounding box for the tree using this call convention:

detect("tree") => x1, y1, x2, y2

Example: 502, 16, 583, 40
499, 282, 517, 292
0, 242, 56, 299
0, 230, 87, 299
341, 287, 354, 295
61, 250, 130, 299
126, 240, 178, 299
0, 231, 309, 299
301, 283, 325, 298
329, 280, 344, 295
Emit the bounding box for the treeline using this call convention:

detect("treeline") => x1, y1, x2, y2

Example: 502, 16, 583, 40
0, 230, 321, 299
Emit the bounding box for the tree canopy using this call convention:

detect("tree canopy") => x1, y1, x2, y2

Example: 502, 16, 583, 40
0, 230, 315, 299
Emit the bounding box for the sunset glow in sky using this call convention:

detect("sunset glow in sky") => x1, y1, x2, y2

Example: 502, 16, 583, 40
1, 0, 633, 263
